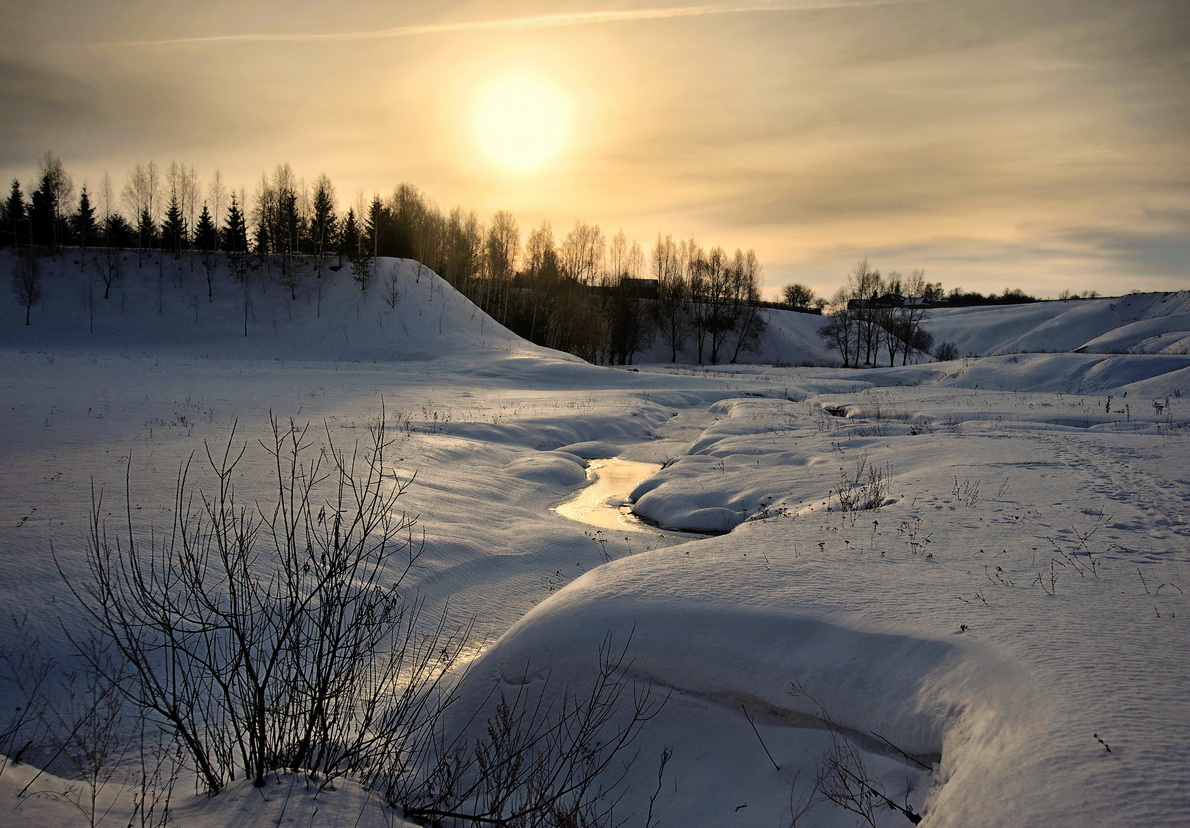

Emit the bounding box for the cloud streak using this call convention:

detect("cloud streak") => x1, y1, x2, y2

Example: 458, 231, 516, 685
111, 0, 917, 47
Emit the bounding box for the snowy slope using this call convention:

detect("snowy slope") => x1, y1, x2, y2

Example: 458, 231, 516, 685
927, 292, 1190, 358
0, 249, 558, 363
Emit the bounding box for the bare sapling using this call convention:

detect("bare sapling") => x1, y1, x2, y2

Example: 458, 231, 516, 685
61, 409, 467, 795
399, 631, 668, 827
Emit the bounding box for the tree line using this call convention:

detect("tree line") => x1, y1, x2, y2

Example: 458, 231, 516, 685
4, 152, 767, 365
802, 258, 1044, 367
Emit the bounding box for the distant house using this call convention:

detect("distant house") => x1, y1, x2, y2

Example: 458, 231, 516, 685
847, 293, 907, 311
618, 277, 659, 299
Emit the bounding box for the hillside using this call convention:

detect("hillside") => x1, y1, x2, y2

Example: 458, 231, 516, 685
1, 249, 561, 364
927, 292, 1190, 358
6, 249, 1189, 368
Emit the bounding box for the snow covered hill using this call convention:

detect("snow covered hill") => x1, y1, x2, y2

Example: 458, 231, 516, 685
0, 249, 562, 364
927, 292, 1190, 358
4, 249, 1188, 367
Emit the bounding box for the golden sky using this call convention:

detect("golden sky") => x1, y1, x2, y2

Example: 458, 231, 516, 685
3, 0, 1188, 298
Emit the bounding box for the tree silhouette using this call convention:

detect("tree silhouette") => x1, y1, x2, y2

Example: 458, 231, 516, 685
221, 194, 248, 253
73, 187, 97, 250
3, 179, 27, 248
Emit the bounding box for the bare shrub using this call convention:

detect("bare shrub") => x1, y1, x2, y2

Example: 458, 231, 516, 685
399, 632, 667, 827
0, 613, 56, 773
61, 410, 466, 794
952, 476, 981, 508
831, 456, 891, 513
1, 617, 152, 828
790, 683, 924, 826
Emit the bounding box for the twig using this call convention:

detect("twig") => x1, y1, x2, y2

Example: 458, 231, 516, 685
870, 731, 932, 770
741, 704, 781, 771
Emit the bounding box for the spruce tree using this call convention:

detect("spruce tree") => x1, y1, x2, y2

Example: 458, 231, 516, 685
194, 203, 217, 252
195, 203, 219, 301
308, 176, 338, 277
162, 194, 186, 257
138, 207, 157, 251
73, 187, 97, 250
221, 194, 248, 253
339, 207, 361, 266
103, 213, 134, 249
365, 195, 389, 257
3, 180, 26, 248
30, 153, 72, 251
30, 183, 56, 249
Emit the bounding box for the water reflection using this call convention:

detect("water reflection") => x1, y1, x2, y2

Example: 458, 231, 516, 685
553, 457, 661, 533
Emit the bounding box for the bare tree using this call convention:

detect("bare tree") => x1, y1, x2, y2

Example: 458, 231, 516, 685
90, 245, 124, 301
11, 247, 42, 325
847, 258, 885, 367
896, 268, 932, 366
63, 412, 467, 794
484, 209, 520, 322
97, 172, 116, 231
207, 169, 227, 234
122, 162, 160, 257
559, 220, 605, 286
652, 234, 689, 362
166, 161, 199, 253
819, 288, 860, 368
382, 261, 401, 308
728, 248, 766, 363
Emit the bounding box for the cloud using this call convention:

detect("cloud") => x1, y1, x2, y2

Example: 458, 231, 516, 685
0, 58, 103, 170
108, 0, 920, 46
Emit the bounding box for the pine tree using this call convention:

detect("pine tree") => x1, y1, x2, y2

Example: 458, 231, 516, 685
277, 188, 300, 256
308, 175, 338, 277
73, 187, 97, 250
30, 185, 55, 249
138, 207, 158, 250
339, 207, 361, 266
221, 194, 248, 253
161, 194, 186, 257
365, 195, 390, 257
103, 213, 135, 248
30, 153, 72, 251
253, 221, 269, 265
194, 203, 217, 252
3, 180, 27, 248
195, 203, 219, 302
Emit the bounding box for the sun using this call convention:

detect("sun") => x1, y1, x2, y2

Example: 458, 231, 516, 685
473, 77, 569, 171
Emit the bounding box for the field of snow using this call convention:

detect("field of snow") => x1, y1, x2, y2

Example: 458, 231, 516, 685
1, 250, 1188, 826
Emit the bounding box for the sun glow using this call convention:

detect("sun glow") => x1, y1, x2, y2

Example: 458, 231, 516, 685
473, 77, 569, 171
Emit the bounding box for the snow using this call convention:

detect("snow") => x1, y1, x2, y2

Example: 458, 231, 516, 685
1, 250, 1188, 826
927, 292, 1190, 358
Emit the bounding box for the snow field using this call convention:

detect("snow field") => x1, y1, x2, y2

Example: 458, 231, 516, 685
1, 251, 1188, 825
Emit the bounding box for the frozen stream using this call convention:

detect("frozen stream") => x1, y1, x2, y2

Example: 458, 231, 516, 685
553, 457, 663, 533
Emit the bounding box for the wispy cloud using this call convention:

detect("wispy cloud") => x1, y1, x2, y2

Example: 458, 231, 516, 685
112, 0, 915, 47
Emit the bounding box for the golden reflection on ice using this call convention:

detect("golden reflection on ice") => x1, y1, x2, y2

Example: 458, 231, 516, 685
553, 458, 660, 533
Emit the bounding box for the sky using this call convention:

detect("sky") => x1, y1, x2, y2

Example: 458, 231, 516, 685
3, 0, 1188, 300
